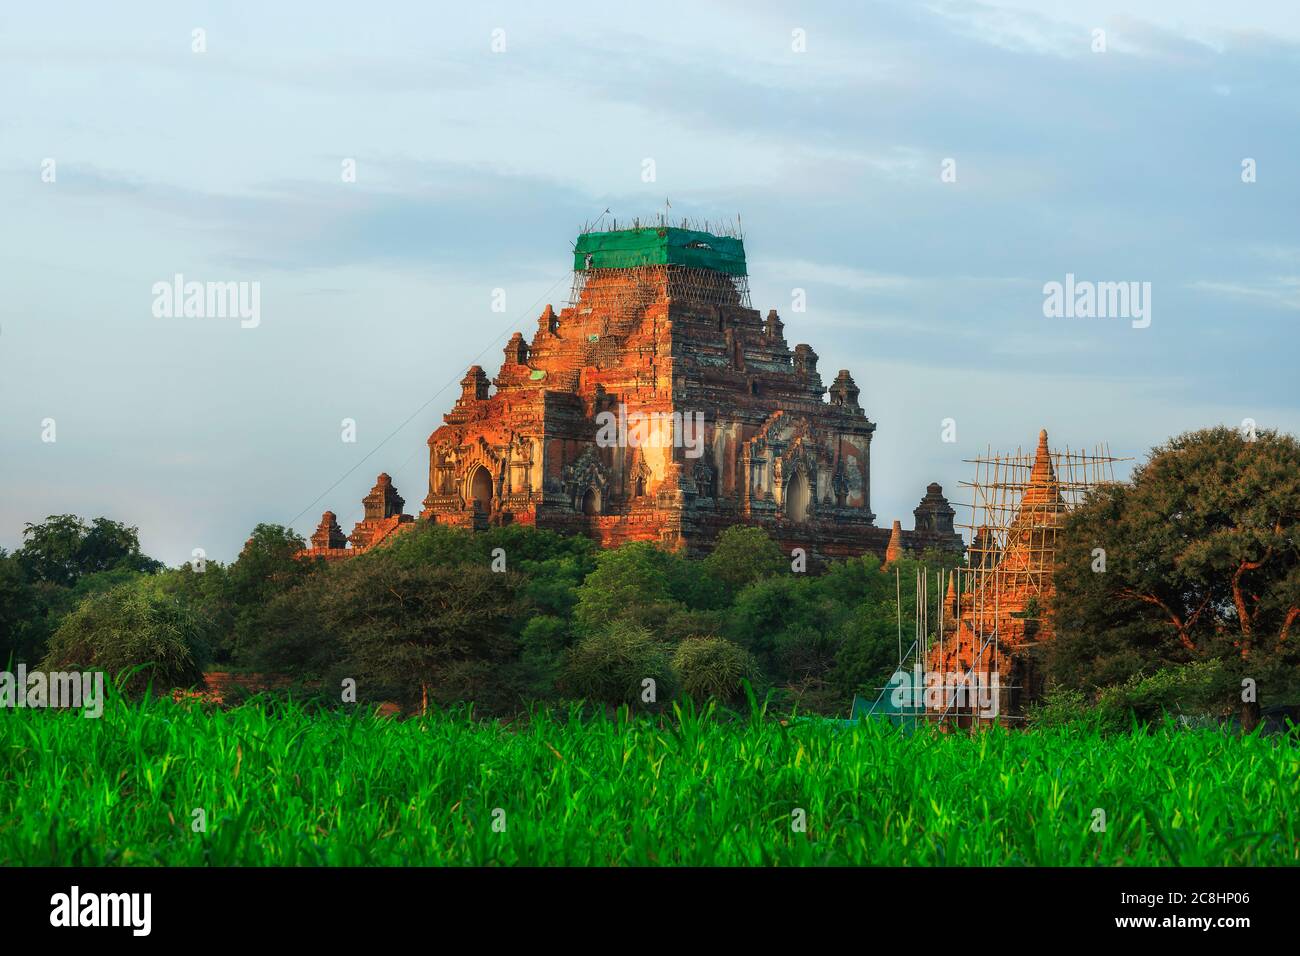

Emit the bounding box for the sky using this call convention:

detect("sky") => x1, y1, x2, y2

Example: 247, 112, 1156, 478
1, 0, 1297, 565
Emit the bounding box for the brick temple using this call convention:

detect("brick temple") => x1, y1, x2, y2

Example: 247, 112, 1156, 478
301, 225, 963, 564
926, 429, 1070, 720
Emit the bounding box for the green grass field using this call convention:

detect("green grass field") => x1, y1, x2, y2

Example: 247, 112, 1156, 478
2, 694, 1297, 866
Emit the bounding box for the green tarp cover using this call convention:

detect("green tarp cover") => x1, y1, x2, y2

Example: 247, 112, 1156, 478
850, 670, 927, 731
573, 227, 746, 275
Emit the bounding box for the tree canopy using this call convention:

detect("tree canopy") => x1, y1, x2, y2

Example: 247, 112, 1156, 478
41, 576, 209, 694
1051, 426, 1300, 726
17, 515, 161, 587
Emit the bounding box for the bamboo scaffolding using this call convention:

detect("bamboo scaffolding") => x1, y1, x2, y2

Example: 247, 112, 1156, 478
936, 437, 1128, 726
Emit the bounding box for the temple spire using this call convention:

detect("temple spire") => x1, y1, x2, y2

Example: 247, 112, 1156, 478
883, 519, 903, 568
1023, 428, 1062, 506
1031, 429, 1054, 482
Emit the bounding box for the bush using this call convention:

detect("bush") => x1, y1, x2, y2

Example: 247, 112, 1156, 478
1098, 661, 1236, 724
671, 637, 759, 703
661, 608, 726, 643
1025, 687, 1126, 733
1028, 662, 1238, 732
560, 621, 676, 707
41, 578, 209, 694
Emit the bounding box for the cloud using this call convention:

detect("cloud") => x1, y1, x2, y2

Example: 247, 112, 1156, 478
1189, 279, 1300, 312
2, 0, 1299, 561
39, 161, 605, 276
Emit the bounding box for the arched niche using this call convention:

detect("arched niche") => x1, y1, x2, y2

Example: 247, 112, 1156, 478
785, 470, 811, 522
469, 465, 493, 513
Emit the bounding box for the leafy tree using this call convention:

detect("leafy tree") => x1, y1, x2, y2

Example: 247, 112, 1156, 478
240, 577, 340, 680
560, 620, 677, 708
479, 524, 596, 570
819, 552, 897, 606
722, 552, 939, 711
672, 637, 759, 703
379, 521, 484, 568
572, 542, 685, 637
828, 601, 903, 704
17, 515, 160, 587
516, 615, 571, 697
383, 521, 594, 627
726, 575, 834, 678
41, 577, 209, 694
227, 524, 317, 662
228, 524, 312, 602
238, 522, 590, 712
160, 562, 237, 663
309, 552, 526, 713
661, 607, 727, 643
1, 550, 153, 666
0, 550, 41, 663
1025, 687, 1126, 733
701, 525, 786, 595
1051, 426, 1300, 730
482, 525, 595, 621
80, 517, 160, 575
1097, 660, 1238, 724
664, 550, 728, 612
382, 522, 594, 584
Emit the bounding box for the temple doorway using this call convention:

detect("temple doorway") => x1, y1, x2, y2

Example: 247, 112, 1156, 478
470, 466, 493, 513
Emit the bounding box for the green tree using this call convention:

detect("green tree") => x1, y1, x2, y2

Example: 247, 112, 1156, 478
560, 620, 677, 708
228, 524, 312, 602
41, 577, 209, 694
0, 550, 41, 663
516, 615, 571, 697
701, 526, 786, 595
1051, 426, 1300, 730
238, 523, 592, 711
1, 547, 153, 666
227, 524, 317, 663
828, 601, 903, 704
481, 525, 596, 622
726, 575, 835, 678
160, 562, 236, 663
572, 541, 685, 637
239, 576, 341, 681
672, 637, 759, 703
17, 515, 160, 587
307, 552, 526, 713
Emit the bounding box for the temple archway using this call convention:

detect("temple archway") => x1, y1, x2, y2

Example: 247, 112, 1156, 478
785, 470, 811, 522
581, 486, 601, 516
469, 465, 493, 513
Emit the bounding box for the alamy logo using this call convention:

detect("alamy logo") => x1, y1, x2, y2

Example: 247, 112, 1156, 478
0, 667, 103, 718
152, 273, 260, 328
50, 886, 151, 936
594, 403, 705, 459
889, 668, 1001, 718
1042, 273, 1151, 328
